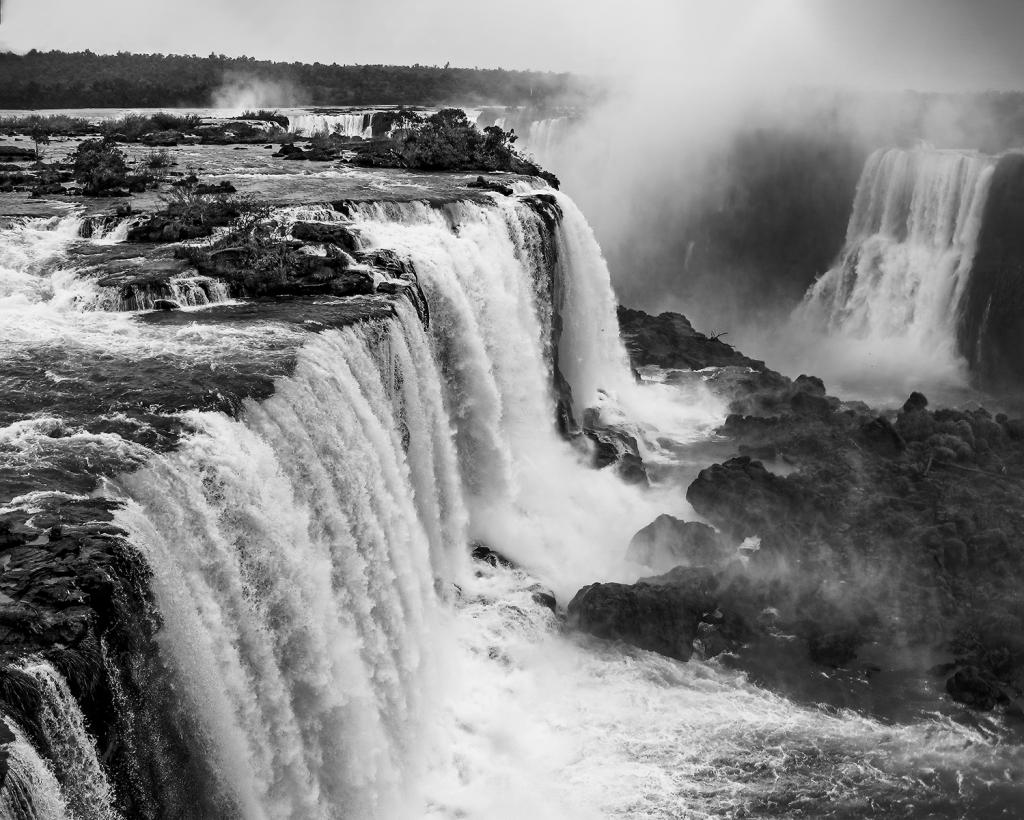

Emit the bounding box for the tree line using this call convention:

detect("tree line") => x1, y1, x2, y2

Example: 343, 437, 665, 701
0, 50, 601, 109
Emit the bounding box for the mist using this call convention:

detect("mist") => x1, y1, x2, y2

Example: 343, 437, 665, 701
536, 0, 1024, 401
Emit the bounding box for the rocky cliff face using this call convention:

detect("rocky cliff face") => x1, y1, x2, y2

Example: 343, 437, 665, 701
0, 169, 626, 814
572, 307, 1024, 722
960, 152, 1024, 391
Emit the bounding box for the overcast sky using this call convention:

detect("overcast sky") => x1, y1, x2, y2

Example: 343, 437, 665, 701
3, 0, 1024, 91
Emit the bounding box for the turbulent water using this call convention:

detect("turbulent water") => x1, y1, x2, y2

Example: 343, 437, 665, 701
1, 172, 1022, 818
788, 146, 996, 400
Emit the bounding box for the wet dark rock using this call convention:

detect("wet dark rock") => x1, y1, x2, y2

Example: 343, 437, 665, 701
0, 496, 210, 813
127, 214, 215, 242
946, 666, 1003, 710
467, 175, 514, 196
291, 221, 360, 252
617, 306, 766, 372
859, 416, 906, 456
581, 407, 648, 485
686, 456, 816, 548
568, 579, 711, 661
528, 585, 557, 612
626, 514, 730, 571
903, 391, 929, 413
471, 544, 516, 569
151, 299, 180, 311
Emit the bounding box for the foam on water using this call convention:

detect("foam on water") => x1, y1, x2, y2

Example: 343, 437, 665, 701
5, 183, 1021, 818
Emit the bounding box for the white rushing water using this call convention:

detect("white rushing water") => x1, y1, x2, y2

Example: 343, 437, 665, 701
791, 146, 995, 395
0, 661, 119, 820
4, 187, 1019, 818
287, 112, 376, 138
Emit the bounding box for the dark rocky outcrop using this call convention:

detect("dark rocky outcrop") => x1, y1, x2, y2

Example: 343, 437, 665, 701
0, 497, 215, 816
291, 221, 359, 252
568, 569, 719, 662
617, 307, 767, 372
626, 514, 730, 571
959, 152, 1024, 390
467, 175, 514, 196
581, 407, 648, 485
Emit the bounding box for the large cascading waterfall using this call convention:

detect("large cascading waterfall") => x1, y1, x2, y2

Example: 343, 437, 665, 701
4, 183, 1022, 818
112, 312, 460, 819
58, 188, 689, 818
345, 192, 678, 593
793, 146, 995, 387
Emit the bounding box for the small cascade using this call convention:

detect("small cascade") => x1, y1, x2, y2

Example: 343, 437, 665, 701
288, 112, 376, 137
0, 718, 71, 820
19, 660, 121, 820
103, 276, 232, 311
79, 215, 134, 244
793, 147, 995, 384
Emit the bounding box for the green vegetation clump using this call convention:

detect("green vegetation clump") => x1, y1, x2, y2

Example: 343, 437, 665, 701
236, 110, 289, 129
0, 113, 94, 137
72, 139, 131, 194
352, 109, 559, 186
99, 112, 201, 141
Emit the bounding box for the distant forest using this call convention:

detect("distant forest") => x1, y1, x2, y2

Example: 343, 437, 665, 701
0, 50, 601, 109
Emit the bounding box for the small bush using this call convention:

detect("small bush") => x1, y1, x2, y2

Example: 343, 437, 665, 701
145, 148, 173, 169
100, 112, 201, 142
0, 113, 94, 137
237, 109, 289, 129
73, 139, 130, 194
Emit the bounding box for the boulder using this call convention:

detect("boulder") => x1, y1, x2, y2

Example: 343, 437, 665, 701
626, 514, 729, 571
467, 175, 514, 196
470, 544, 517, 569
859, 416, 906, 456
946, 666, 1002, 710
291, 221, 360, 253
567, 580, 710, 661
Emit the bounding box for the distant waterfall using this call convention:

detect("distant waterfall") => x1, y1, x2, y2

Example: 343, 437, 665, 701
288, 112, 375, 137
796, 147, 995, 365
475, 110, 573, 166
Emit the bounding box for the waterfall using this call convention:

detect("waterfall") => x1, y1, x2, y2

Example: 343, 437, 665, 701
18, 661, 121, 820
0, 213, 231, 315
112, 313, 459, 818
1, 719, 71, 820
345, 193, 680, 594
287, 112, 376, 137
795, 147, 995, 375
0, 661, 118, 820
101, 276, 232, 311
474, 109, 573, 166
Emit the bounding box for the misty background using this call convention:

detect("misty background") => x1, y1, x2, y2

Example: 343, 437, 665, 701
7, 0, 1024, 396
